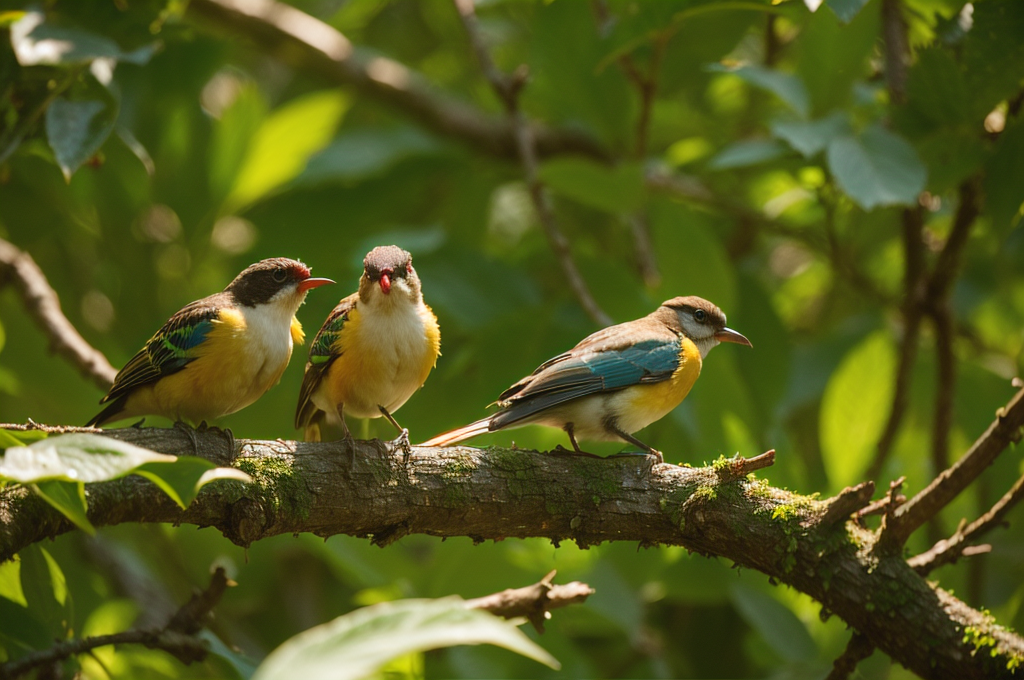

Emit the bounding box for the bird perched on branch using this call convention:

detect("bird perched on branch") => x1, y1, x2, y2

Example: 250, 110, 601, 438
421, 296, 751, 462
87, 258, 333, 428
295, 246, 440, 449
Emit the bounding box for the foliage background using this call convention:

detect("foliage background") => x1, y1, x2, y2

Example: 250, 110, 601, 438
1, 0, 1023, 677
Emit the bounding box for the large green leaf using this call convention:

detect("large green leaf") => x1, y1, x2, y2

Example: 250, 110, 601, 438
826, 124, 927, 210
538, 158, 645, 214
224, 90, 349, 213
45, 76, 119, 181
135, 457, 251, 509
905, 48, 971, 129
772, 111, 851, 157
962, 0, 1024, 120
731, 583, 817, 663
819, 331, 896, 489
32, 480, 95, 535
251, 597, 559, 680
983, 119, 1024, 236
0, 433, 174, 484
796, 4, 878, 115
209, 84, 268, 203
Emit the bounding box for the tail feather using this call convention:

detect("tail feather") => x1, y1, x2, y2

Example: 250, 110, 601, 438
419, 417, 493, 447
86, 395, 128, 428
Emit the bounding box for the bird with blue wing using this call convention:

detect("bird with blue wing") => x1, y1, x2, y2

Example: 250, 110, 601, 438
87, 258, 333, 428
420, 296, 750, 462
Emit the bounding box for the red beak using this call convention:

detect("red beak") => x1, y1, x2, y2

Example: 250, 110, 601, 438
380, 272, 391, 294
298, 277, 334, 293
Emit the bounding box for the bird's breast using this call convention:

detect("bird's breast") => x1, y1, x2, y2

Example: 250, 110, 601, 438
614, 335, 703, 434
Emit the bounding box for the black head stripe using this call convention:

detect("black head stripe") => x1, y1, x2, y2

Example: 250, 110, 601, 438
227, 257, 309, 306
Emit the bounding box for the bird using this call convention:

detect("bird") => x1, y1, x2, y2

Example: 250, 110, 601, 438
294, 245, 440, 451
87, 258, 333, 429
420, 296, 751, 462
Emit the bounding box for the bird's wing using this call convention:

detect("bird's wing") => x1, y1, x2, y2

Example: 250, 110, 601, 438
295, 294, 358, 429
492, 322, 682, 428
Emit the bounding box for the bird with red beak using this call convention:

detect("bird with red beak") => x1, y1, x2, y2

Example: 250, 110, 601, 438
296, 246, 441, 453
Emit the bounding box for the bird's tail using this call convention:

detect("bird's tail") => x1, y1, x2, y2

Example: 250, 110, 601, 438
86, 396, 127, 428
419, 416, 493, 447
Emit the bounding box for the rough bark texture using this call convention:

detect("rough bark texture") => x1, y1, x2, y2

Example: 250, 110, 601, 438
1, 426, 1022, 679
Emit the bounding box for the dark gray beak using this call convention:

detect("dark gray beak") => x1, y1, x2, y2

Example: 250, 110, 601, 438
715, 327, 752, 347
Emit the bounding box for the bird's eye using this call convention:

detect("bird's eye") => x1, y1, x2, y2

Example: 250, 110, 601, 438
272, 268, 288, 283
694, 309, 707, 323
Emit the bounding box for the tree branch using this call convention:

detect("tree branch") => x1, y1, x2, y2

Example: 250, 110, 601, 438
186, 0, 608, 163
465, 570, 594, 633
0, 239, 116, 390
452, 0, 612, 327
881, 386, 1024, 548
0, 567, 231, 680
1, 425, 1022, 678
825, 632, 874, 680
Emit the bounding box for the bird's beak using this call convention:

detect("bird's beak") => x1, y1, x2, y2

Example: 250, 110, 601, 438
379, 273, 391, 295
298, 277, 334, 293
715, 327, 752, 347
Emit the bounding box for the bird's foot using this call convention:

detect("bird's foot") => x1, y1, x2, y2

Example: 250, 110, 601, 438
609, 449, 664, 464
550, 445, 601, 458
173, 421, 200, 455
387, 428, 412, 466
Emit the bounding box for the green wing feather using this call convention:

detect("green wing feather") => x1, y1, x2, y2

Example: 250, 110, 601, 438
295, 294, 357, 429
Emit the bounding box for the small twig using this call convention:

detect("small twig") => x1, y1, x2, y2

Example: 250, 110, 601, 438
716, 450, 776, 484
855, 493, 907, 521
821, 481, 876, 527
826, 632, 874, 680
909, 472, 1024, 574
453, 0, 611, 326
881, 0, 910, 104
0, 239, 117, 390
0, 568, 231, 679
465, 570, 594, 634
880, 386, 1024, 549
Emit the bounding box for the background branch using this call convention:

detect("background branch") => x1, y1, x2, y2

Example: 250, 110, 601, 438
0, 239, 116, 390
1, 425, 1022, 679
465, 570, 594, 634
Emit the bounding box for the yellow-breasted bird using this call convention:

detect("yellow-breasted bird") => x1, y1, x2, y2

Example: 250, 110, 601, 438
421, 296, 750, 462
87, 258, 333, 427
295, 245, 440, 447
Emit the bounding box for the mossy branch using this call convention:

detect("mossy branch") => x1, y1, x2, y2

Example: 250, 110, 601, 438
1, 424, 1022, 678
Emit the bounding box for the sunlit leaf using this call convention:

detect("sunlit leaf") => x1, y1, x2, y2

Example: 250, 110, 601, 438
0, 433, 174, 484
820, 331, 896, 489
209, 83, 268, 202
32, 480, 95, 535
538, 158, 645, 213
731, 583, 817, 663
826, 124, 926, 209
251, 597, 558, 680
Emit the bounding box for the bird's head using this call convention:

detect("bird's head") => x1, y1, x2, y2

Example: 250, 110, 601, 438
359, 245, 421, 306
226, 258, 333, 311
658, 296, 751, 358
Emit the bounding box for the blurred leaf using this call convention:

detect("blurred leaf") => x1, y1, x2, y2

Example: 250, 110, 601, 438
962, 0, 1024, 119
797, 4, 878, 115
916, 129, 985, 194
32, 480, 95, 535
11, 9, 156, 66
0, 593, 55, 654
251, 597, 559, 680
826, 124, 927, 209
825, 0, 871, 23
771, 111, 851, 157
135, 457, 251, 509
983, 118, 1024, 235
224, 91, 349, 213
45, 76, 119, 181
819, 331, 896, 489
709, 64, 810, 118
708, 138, 789, 170
538, 158, 645, 213
0, 433, 174, 483
299, 127, 442, 186
209, 84, 268, 202
19, 545, 69, 634
0, 557, 26, 607
905, 48, 971, 128
731, 583, 817, 663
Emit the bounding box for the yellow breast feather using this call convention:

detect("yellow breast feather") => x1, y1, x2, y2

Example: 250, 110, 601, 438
291, 316, 305, 345
626, 336, 703, 418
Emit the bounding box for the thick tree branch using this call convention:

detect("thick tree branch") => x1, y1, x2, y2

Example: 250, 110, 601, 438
0, 567, 231, 680
1, 425, 1022, 678
452, 0, 612, 327
186, 0, 608, 163
465, 570, 594, 634
0, 239, 116, 390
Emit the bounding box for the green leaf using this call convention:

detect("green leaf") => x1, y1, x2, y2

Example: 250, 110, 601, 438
826, 124, 926, 210
708, 139, 789, 170
0, 433, 175, 483
538, 158, 645, 213
224, 90, 349, 213
32, 480, 95, 535
11, 9, 156, 66
819, 331, 896, 489
730, 583, 817, 663
251, 597, 559, 680
771, 111, 851, 157
962, 0, 1024, 120
983, 119, 1024, 236
0, 556, 26, 606
298, 127, 442, 186
209, 84, 268, 203
709, 64, 810, 118
45, 77, 119, 181
825, 0, 871, 23
905, 48, 971, 129
797, 4, 878, 115
135, 457, 251, 509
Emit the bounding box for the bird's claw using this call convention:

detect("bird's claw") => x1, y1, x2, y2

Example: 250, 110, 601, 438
174, 421, 200, 455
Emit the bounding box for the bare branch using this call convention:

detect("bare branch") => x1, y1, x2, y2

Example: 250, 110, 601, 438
2, 425, 1023, 678
881, 0, 910, 104
881, 385, 1024, 548
452, 0, 612, 326
466, 570, 594, 633
821, 481, 876, 527
826, 632, 874, 680
909, 472, 1024, 574
715, 449, 776, 483
0, 568, 231, 680
0, 239, 116, 390
186, 0, 608, 163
